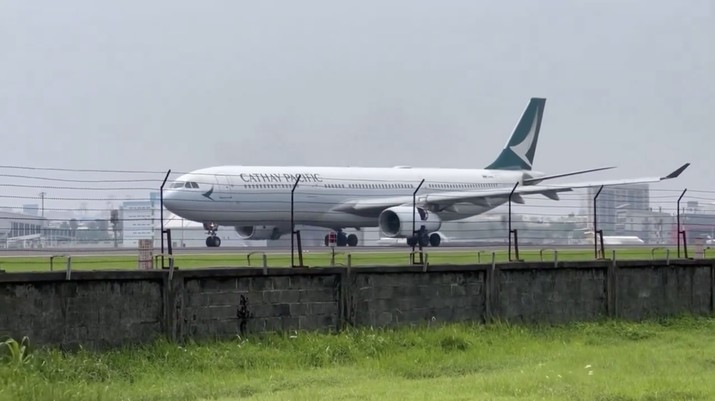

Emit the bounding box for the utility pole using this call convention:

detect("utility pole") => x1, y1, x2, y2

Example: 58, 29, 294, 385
39, 192, 46, 217
110, 209, 119, 248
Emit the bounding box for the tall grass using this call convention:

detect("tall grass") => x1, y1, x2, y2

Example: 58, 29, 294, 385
1, 316, 714, 401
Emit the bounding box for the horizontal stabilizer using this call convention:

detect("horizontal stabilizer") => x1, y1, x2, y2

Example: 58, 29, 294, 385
542, 191, 560, 201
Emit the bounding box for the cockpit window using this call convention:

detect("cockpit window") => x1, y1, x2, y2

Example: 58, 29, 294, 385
171, 181, 199, 189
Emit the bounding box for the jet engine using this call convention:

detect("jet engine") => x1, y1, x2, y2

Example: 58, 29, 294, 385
378, 206, 442, 238
235, 225, 283, 240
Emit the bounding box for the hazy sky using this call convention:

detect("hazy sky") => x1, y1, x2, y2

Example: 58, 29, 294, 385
1, 0, 713, 214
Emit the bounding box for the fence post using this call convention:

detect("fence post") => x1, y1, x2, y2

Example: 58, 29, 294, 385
677, 189, 687, 258
291, 175, 301, 268
487, 251, 497, 321
411, 179, 426, 264
508, 182, 519, 261
593, 185, 604, 259
296, 230, 304, 268
65, 257, 72, 280
607, 251, 617, 317
159, 169, 171, 269
164, 229, 173, 270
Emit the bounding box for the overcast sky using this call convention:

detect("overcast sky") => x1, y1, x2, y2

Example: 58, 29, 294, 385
1, 0, 713, 214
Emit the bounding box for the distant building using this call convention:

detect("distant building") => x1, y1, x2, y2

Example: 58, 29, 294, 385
120, 200, 158, 248
615, 209, 674, 244
585, 184, 650, 234
676, 201, 715, 243
0, 211, 75, 248
22, 204, 39, 217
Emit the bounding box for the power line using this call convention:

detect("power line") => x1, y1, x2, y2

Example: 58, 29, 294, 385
0, 164, 167, 174
0, 183, 156, 191
0, 173, 162, 183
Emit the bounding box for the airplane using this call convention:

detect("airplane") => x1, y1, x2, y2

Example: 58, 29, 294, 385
163, 97, 690, 248
580, 230, 645, 245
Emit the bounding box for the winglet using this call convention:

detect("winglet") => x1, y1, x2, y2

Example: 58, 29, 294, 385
663, 163, 690, 180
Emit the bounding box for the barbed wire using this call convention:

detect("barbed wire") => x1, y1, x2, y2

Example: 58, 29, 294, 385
0, 184, 698, 197
0, 182, 704, 209
0, 163, 700, 189
0, 167, 711, 250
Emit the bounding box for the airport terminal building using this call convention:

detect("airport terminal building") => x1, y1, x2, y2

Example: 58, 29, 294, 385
0, 211, 75, 248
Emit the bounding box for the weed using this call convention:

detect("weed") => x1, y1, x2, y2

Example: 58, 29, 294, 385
1, 336, 32, 367
0, 317, 713, 401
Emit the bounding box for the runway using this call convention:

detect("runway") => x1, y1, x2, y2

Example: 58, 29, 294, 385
0, 244, 655, 257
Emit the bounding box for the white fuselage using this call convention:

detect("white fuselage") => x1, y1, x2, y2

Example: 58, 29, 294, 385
163, 165, 532, 231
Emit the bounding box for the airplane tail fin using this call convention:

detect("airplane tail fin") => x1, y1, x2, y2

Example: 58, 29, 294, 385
485, 97, 546, 171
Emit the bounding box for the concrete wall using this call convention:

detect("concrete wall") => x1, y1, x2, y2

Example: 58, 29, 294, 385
178, 270, 340, 340
493, 263, 609, 324
0, 260, 713, 349
615, 262, 713, 320
0, 271, 166, 350
347, 267, 487, 327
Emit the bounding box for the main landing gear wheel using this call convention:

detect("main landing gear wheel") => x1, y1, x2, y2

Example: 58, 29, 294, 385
206, 236, 221, 247
429, 233, 441, 247
407, 232, 441, 247
324, 231, 359, 247
406, 234, 428, 247
419, 234, 429, 247
346, 234, 358, 247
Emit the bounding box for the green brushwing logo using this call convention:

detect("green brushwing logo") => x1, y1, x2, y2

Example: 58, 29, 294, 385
202, 186, 215, 201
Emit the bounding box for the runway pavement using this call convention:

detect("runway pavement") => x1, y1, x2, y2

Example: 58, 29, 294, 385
0, 245, 497, 257
0, 243, 655, 257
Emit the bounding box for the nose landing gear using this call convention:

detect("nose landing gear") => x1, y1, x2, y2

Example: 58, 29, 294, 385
206, 236, 221, 247
204, 222, 221, 248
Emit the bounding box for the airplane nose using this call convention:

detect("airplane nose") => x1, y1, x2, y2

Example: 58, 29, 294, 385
162, 190, 179, 213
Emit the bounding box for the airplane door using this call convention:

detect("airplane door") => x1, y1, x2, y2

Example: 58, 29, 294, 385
216, 175, 233, 200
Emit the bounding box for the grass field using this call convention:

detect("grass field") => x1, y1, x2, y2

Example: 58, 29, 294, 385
1, 316, 714, 401
0, 246, 696, 272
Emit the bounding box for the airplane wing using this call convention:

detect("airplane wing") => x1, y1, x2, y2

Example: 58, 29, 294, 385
334, 163, 690, 216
